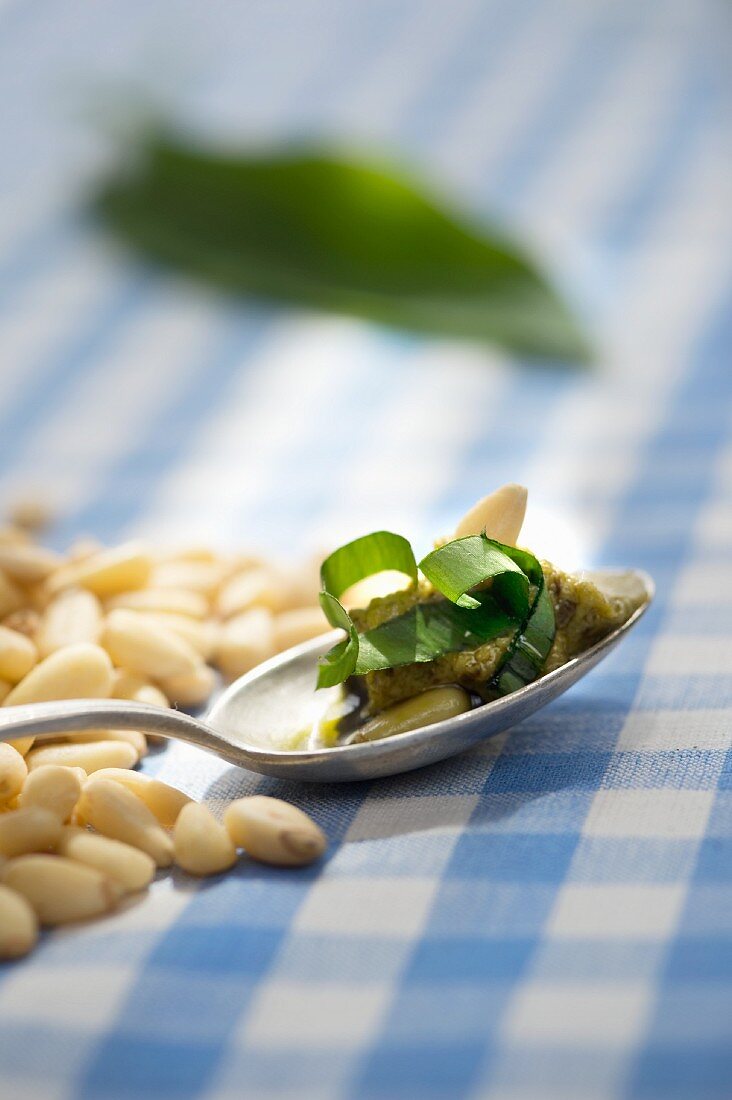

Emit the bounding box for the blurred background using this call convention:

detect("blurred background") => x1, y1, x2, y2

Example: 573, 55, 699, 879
0, 0, 730, 571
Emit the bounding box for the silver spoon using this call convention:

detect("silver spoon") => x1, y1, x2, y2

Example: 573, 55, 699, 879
0, 569, 653, 783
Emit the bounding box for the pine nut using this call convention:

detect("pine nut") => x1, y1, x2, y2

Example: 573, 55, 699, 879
26, 740, 138, 774
36, 587, 102, 657
67, 537, 104, 562
18, 765, 84, 821
159, 663, 216, 708
134, 685, 170, 709
0, 625, 37, 683
63, 729, 147, 758
22, 581, 52, 613
58, 827, 155, 892
129, 613, 216, 659
3, 642, 113, 707
106, 588, 209, 619
151, 561, 225, 597
77, 778, 174, 866
9, 497, 53, 534
7, 736, 33, 757
48, 541, 152, 597
0, 525, 31, 546
89, 769, 190, 828
453, 482, 528, 545
342, 571, 413, 610
110, 670, 169, 708
0, 806, 61, 857
272, 607, 328, 653
174, 803, 237, 876
0, 571, 25, 618
102, 609, 200, 679
282, 554, 322, 610
0, 679, 12, 705
0, 544, 62, 583
216, 567, 292, 619
2, 608, 41, 638
0, 883, 38, 957
2, 854, 124, 924
349, 685, 471, 743
156, 545, 220, 565
224, 796, 326, 867
214, 608, 274, 679
0, 743, 28, 804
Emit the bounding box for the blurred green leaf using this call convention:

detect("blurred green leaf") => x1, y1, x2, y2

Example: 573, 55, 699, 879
94, 131, 591, 363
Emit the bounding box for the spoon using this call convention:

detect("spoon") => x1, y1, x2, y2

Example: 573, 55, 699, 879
0, 569, 653, 783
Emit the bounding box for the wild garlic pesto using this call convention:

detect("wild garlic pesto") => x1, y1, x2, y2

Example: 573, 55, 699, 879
349, 561, 643, 712
305, 485, 646, 746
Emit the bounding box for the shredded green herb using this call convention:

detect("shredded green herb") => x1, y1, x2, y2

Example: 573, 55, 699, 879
317, 531, 556, 695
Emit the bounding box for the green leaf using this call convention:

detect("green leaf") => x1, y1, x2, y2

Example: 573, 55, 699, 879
486, 546, 556, 696
94, 131, 591, 362
317, 532, 418, 689
355, 590, 515, 674
320, 531, 418, 601
419, 534, 530, 613
316, 593, 360, 689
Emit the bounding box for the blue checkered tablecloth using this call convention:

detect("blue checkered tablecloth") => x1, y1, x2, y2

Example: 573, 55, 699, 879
0, 1, 731, 1097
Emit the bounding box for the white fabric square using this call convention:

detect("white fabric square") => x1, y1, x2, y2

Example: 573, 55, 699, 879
294, 876, 437, 937
583, 789, 714, 838
547, 885, 685, 939
0, 965, 133, 1028
617, 709, 732, 752
696, 500, 732, 549
673, 563, 730, 606
504, 982, 650, 1045
80, 879, 191, 935
243, 981, 389, 1049
346, 794, 478, 841
646, 635, 732, 676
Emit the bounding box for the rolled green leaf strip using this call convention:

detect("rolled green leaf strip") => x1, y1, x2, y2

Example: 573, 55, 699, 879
317, 532, 418, 688
320, 531, 417, 600
489, 566, 556, 696
419, 535, 530, 613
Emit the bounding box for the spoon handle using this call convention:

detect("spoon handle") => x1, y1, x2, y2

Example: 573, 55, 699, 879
0, 699, 225, 757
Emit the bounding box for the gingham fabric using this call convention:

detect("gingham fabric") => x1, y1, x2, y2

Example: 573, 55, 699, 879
1, 1, 731, 1098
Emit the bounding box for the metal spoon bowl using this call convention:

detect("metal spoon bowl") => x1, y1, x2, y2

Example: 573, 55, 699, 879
0, 569, 653, 783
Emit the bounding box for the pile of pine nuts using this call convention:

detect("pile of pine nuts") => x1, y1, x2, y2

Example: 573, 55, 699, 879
0, 503, 329, 961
